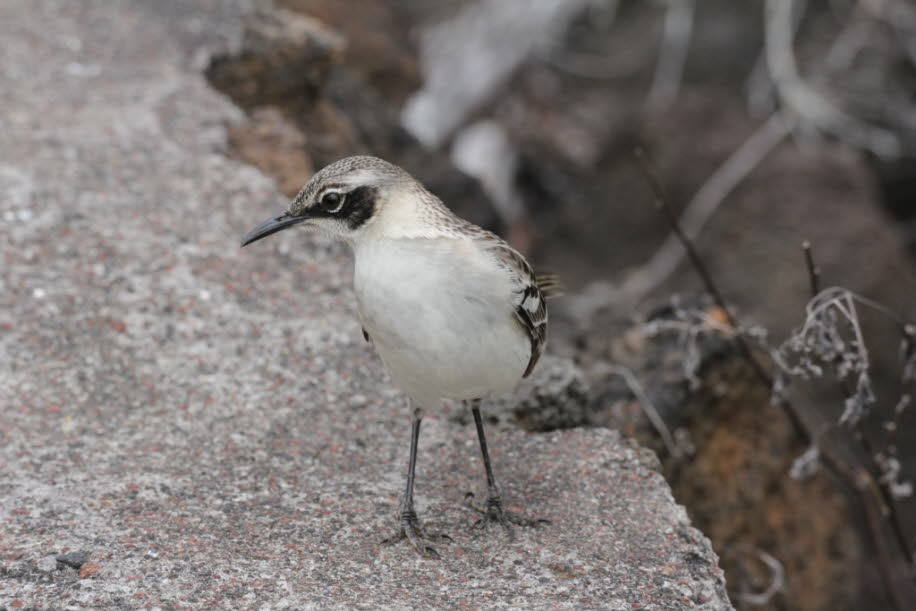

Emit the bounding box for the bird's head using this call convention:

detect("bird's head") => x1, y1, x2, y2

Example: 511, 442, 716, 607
240, 156, 412, 248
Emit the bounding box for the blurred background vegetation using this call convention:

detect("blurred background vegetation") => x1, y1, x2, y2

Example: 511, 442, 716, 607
206, 1, 916, 608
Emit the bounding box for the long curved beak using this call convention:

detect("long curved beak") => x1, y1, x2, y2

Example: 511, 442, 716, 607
240, 212, 308, 247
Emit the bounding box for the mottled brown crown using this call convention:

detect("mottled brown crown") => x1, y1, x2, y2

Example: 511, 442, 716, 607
289, 156, 412, 216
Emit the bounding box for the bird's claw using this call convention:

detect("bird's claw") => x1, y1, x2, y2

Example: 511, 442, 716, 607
464, 492, 549, 538
381, 511, 451, 559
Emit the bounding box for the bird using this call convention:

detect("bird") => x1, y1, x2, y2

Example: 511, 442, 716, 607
240, 156, 558, 558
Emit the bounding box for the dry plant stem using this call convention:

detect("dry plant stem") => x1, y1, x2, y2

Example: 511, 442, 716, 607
606, 364, 680, 458
634, 150, 913, 605
746, 0, 807, 116
727, 544, 786, 606
622, 113, 791, 303
864, 477, 912, 611
862, 0, 916, 32
648, 0, 695, 108
765, 0, 901, 157
802, 241, 820, 295
824, 0, 874, 71
878, 396, 908, 458
825, 457, 914, 608
633, 148, 808, 439
849, 293, 909, 333
802, 243, 915, 574
864, 433, 913, 570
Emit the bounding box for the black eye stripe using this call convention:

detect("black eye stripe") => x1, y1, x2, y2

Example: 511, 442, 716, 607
309, 186, 377, 228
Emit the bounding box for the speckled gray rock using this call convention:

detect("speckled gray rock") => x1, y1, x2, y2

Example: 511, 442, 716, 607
0, 1, 730, 609
34, 556, 58, 574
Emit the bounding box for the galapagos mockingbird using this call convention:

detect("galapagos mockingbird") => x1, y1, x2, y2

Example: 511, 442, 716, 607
241, 156, 558, 558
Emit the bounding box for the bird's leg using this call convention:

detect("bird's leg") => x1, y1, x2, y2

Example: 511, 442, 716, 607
381, 407, 450, 558
464, 399, 549, 537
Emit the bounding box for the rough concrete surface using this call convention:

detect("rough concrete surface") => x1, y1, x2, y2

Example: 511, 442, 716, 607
0, 1, 730, 608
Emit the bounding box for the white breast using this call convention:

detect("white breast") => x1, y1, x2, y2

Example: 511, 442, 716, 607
352, 237, 530, 409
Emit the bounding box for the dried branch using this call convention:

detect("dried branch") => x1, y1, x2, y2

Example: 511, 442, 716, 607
864, 479, 912, 611
862, 0, 916, 32
726, 544, 787, 606
632, 147, 812, 435
764, 0, 901, 158
648, 0, 695, 108
634, 149, 915, 604
774, 281, 915, 569
878, 394, 910, 458
621, 114, 791, 303
606, 364, 681, 459
824, 0, 875, 72
802, 241, 820, 296
746, 0, 807, 117
790, 245, 914, 569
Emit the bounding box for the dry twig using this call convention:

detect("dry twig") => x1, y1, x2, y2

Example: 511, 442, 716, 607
605, 364, 681, 459
725, 544, 787, 606
632, 147, 809, 435
764, 0, 901, 157
791, 244, 915, 573
648, 0, 695, 108
621, 114, 792, 304
635, 149, 915, 607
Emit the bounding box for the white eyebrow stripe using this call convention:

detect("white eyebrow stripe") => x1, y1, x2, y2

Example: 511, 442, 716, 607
317, 185, 346, 199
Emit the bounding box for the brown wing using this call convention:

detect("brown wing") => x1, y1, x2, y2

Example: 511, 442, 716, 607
479, 237, 549, 378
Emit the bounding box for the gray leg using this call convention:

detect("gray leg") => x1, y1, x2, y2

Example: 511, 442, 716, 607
465, 399, 549, 536
381, 407, 450, 558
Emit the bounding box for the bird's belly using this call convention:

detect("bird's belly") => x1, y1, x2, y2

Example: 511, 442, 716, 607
354, 246, 528, 407
373, 324, 526, 406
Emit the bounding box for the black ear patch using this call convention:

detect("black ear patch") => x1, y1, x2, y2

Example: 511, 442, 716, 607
342, 186, 377, 229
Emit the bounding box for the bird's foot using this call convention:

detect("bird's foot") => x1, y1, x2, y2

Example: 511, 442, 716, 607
464, 492, 549, 538
381, 510, 451, 559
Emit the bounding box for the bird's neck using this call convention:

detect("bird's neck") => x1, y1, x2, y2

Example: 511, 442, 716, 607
360, 188, 461, 243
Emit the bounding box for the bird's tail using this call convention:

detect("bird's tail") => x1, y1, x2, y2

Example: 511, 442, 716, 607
535, 273, 563, 299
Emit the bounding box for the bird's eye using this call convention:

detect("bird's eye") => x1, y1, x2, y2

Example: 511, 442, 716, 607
320, 191, 344, 212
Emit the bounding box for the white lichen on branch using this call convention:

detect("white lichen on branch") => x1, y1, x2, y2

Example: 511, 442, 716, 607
772, 284, 914, 506
773, 287, 877, 426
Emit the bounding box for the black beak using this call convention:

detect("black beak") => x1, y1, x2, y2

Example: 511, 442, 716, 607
240, 212, 308, 248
